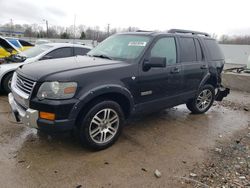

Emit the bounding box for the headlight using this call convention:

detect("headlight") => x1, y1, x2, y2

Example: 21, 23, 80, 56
37, 81, 77, 100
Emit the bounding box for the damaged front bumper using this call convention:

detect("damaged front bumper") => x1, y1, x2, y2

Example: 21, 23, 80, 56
8, 93, 38, 128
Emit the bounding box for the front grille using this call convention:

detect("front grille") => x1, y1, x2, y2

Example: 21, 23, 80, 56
16, 73, 35, 95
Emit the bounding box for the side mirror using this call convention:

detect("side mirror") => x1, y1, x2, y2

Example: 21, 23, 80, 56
143, 57, 166, 71
40, 55, 53, 60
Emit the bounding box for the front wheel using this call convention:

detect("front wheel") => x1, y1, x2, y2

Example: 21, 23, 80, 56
78, 100, 124, 150
2, 73, 13, 93
186, 85, 215, 114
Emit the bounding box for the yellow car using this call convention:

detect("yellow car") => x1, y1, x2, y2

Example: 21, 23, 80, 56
0, 37, 33, 58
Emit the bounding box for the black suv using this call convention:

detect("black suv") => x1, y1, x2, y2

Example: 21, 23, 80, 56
8, 29, 229, 150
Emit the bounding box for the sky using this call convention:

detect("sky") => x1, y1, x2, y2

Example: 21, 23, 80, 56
0, 0, 250, 36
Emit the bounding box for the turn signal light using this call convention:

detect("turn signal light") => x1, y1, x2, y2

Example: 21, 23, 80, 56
39, 112, 55, 121
64, 86, 76, 94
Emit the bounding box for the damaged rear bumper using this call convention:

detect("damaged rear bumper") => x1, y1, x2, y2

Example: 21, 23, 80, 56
215, 87, 230, 101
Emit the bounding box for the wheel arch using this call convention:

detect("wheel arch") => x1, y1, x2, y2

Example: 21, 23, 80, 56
199, 73, 218, 89
73, 85, 135, 127
0, 70, 15, 89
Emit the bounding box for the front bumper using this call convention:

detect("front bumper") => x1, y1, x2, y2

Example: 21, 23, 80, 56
8, 92, 38, 128
8, 92, 75, 132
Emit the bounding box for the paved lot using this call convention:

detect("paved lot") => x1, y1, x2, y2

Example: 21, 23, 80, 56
0, 91, 249, 188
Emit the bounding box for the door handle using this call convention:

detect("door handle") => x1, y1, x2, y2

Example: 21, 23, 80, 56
170, 67, 180, 74
200, 64, 208, 69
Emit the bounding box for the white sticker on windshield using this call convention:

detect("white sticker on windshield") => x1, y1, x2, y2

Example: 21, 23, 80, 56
128, 41, 147, 47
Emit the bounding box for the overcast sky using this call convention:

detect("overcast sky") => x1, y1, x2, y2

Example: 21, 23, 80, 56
0, 0, 250, 36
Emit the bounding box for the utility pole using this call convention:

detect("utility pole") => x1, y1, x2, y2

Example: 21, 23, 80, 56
10, 19, 13, 36
73, 15, 76, 40
43, 19, 49, 38
107, 24, 110, 37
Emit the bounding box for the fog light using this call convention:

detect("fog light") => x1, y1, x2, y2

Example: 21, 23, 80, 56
39, 112, 55, 121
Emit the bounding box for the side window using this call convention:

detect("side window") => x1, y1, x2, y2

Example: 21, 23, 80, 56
46, 47, 73, 59
194, 39, 204, 61
204, 39, 224, 61
179, 37, 196, 62
74, 47, 90, 56
150, 37, 177, 65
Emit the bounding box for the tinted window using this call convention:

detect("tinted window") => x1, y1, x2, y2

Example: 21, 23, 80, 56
74, 47, 90, 56
204, 39, 224, 60
180, 37, 196, 62
150, 37, 176, 65
46, 47, 73, 59
195, 39, 203, 61
19, 40, 34, 47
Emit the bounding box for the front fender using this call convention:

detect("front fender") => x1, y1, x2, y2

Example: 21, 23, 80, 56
0, 65, 20, 87
69, 84, 135, 120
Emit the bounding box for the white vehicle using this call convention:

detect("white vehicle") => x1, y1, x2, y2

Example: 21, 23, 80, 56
0, 43, 92, 93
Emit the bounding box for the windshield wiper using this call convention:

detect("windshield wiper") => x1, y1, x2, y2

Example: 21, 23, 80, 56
91, 54, 113, 60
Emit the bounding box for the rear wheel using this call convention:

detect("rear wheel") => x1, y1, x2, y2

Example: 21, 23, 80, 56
78, 100, 124, 150
2, 73, 13, 93
186, 84, 215, 114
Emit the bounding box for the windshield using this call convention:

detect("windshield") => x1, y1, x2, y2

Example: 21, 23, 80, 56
8, 39, 22, 48
21, 44, 53, 58
88, 35, 150, 61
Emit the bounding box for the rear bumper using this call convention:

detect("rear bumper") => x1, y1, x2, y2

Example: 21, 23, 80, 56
215, 87, 230, 101
8, 92, 75, 132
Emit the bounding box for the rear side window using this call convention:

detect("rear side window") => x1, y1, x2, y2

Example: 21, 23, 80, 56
179, 37, 196, 62
204, 39, 224, 60
74, 47, 90, 56
46, 47, 73, 59
150, 37, 177, 65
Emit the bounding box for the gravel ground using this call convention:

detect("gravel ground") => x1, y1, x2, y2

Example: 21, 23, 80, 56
179, 94, 250, 188
0, 90, 249, 187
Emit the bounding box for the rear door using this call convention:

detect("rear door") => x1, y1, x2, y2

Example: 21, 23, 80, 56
178, 37, 208, 95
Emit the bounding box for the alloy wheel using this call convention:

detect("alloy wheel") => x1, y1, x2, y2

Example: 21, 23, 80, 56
89, 108, 119, 144
196, 89, 213, 111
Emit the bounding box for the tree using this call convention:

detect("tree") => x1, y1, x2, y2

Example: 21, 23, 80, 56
80, 31, 86, 39
60, 32, 70, 39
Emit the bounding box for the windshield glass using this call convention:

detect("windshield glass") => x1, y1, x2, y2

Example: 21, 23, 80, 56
88, 35, 150, 60
8, 39, 22, 48
21, 44, 53, 58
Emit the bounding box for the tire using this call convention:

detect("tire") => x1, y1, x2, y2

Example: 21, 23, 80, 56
2, 73, 13, 93
186, 84, 215, 114
78, 100, 124, 150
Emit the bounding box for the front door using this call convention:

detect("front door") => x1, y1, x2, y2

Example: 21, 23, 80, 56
137, 36, 183, 111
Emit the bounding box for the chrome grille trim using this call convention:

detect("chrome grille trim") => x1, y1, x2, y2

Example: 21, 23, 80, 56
15, 73, 35, 96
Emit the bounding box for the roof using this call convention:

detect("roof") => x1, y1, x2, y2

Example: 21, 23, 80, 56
42, 43, 92, 49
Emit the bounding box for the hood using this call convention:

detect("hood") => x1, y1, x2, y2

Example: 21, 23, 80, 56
0, 36, 20, 53
17, 56, 127, 81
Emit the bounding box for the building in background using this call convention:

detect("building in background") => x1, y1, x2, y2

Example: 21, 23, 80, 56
0, 26, 24, 38
220, 44, 250, 66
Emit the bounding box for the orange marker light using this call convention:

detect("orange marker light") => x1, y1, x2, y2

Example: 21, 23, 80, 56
64, 86, 76, 94
39, 112, 55, 121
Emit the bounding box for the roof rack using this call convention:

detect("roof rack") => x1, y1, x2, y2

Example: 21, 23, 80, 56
168, 29, 210, 37
136, 30, 153, 32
